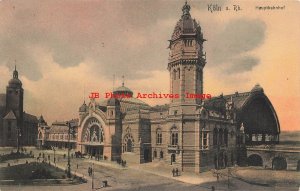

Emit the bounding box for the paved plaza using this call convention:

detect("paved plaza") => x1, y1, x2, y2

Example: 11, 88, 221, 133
0, 148, 299, 191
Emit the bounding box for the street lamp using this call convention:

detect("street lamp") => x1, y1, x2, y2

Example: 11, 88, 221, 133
51, 146, 56, 167
91, 163, 94, 189
16, 126, 21, 153
66, 121, 76, 178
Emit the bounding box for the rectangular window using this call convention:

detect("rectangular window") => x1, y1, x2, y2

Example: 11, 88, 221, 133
156, 131, 162, 145
171, 133, 178, 145
202, 132, 209, 149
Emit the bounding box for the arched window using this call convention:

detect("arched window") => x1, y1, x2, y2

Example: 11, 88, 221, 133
173, 69, 177, 80
156, 128, 162, 145
178, 68, 180, 79
123, 132, 134, 153
170, 126, 178, 146
202, 132, 208, 149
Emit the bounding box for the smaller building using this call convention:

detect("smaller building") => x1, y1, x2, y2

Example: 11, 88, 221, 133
0, 67, 38, 147
37, 116, 77, 150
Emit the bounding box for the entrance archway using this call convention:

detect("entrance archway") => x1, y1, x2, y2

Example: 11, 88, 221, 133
160, 151, 164, 159
144, 149, 150, 162
127, 139, 133, 152
171, 154, 176, 165
272, 157, 287, 170
247, 154, 263, 166
153, 150, 157, 158
214, 154, 218, 169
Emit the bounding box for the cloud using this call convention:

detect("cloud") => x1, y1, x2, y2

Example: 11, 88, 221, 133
0, 0, 183, 81
208, 18, 266, 74
225, 56, 259, 74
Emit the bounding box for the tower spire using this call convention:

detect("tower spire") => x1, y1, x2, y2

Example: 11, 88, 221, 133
13, 61, 18, 79
113, 74, 115, 91
182, 0, 191, 18
83, 85, 86, 103
122, 75, 125, 87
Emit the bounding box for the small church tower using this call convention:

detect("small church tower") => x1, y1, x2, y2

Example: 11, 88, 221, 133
4, 66, 24, 147
6, 66, 24, 117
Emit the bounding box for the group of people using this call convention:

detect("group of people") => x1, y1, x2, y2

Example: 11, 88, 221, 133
172, 168, 180, 177
36, 152, 57, 165
88, 166, 93, 176
116, 159, 127, 167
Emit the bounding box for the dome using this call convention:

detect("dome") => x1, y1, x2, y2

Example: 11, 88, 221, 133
251, 84, 264, 93
9, 78, 22, 87
8, 66, 22, 88
113, 84, 133, 97
171, 2, 203, 41
79, 101, 88, 112
107, 98, 120, 106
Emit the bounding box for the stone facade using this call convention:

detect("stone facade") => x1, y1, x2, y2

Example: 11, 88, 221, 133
38, 2, 280, 173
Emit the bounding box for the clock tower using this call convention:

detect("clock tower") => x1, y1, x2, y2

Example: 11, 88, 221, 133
168, 2, 206, 113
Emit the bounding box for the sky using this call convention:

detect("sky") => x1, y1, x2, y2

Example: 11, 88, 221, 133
0, 0, 299, 131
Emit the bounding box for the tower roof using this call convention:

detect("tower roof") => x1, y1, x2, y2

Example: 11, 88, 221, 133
38, 115, 47, 125
251, 84, 264, 93
171, 2, 204, 41
8, 65, 22, 88
113, 77, 133, 97
79, 101, 88, 112
107, 98, 120, 106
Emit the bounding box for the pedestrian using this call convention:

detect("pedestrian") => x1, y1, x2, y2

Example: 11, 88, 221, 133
211, 186, 215, 191
88, 167, 91, 176
172, 168, 175, 177
175, 168, 179, 176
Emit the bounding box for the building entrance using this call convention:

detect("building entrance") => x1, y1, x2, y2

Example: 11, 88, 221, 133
85, 145, 104, 158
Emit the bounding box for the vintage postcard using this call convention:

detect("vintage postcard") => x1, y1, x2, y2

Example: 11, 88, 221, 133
0, 0, 299, 191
